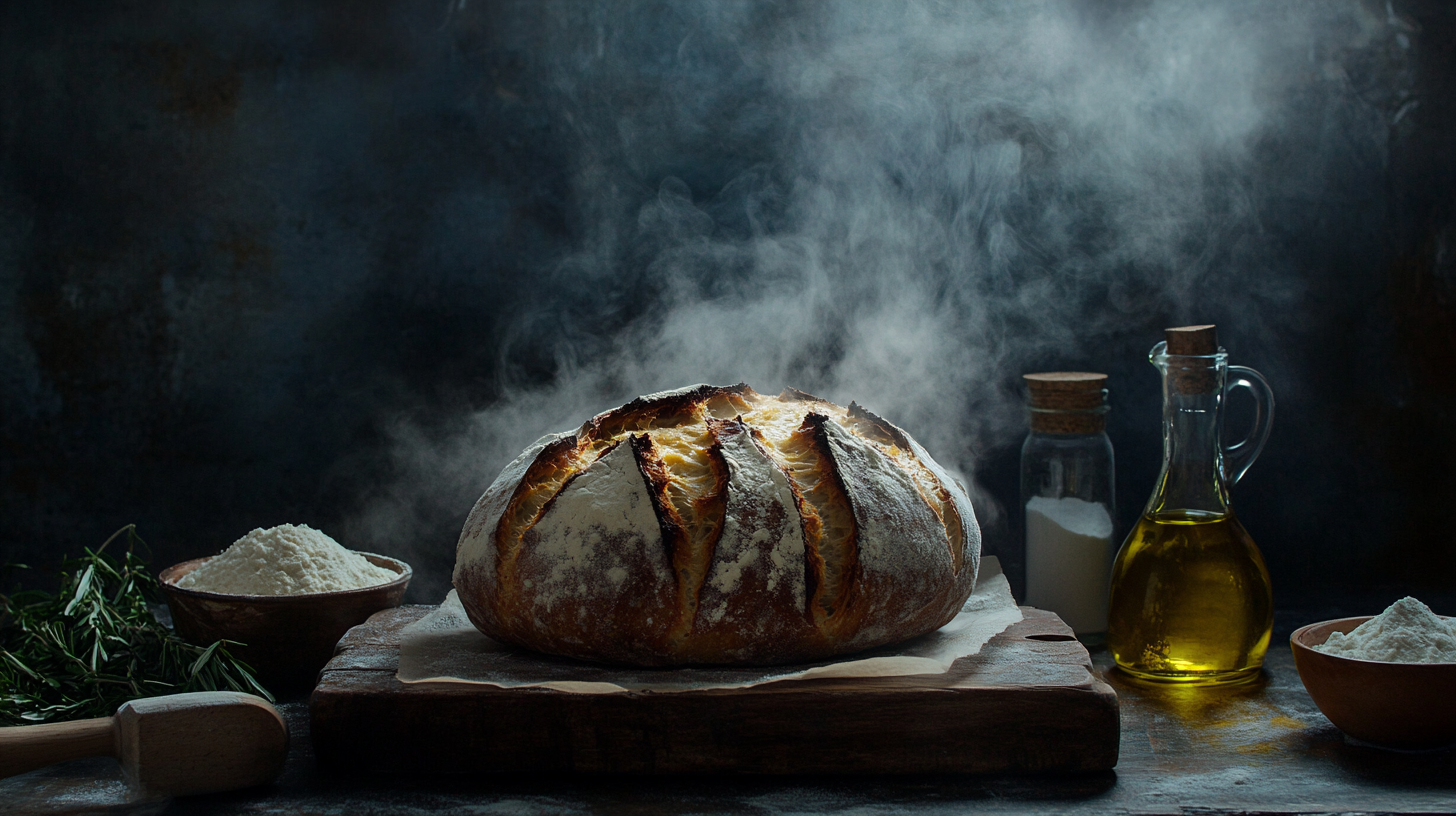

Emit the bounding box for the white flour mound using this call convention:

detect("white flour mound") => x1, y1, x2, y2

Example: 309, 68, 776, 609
1315, 596, 1456, 663
175, 524, 396, 595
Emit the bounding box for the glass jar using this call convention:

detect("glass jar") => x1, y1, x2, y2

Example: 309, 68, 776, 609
1020, 372, 1116, 640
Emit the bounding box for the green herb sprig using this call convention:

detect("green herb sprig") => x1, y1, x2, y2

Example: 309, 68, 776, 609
0, 525, 272, 725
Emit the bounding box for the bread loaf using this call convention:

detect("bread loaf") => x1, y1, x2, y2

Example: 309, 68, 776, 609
453, 383, 981, 666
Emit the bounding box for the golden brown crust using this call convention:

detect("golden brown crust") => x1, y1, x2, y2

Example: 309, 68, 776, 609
787, 413, 862, 635
675, 417, 815, 663
489, 434, 586, 635
579, 383, 756, 444
630, 432, 732, 648
453, 384, 980, 666
629, 434, 682, 569
846, 401, 968, 577
509, 439, 678, 662
845, 401, 911, 449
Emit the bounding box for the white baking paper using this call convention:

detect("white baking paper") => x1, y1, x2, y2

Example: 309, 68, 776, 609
396, 556, 1021, 694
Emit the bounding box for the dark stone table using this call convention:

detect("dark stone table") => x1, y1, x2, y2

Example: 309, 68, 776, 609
5, 610, 1454, 815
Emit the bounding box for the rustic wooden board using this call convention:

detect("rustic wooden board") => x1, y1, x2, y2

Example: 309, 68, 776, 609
309, 605, 1118, 775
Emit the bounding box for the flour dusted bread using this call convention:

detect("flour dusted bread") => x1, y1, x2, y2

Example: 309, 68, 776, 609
453, 384, 981, 666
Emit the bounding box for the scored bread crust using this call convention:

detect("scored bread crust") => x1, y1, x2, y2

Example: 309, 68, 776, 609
453, 383, 981, 666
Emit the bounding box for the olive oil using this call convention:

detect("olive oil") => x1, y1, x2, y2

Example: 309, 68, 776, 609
1107, 325, 1276, 684
1107, 511, 1272, 683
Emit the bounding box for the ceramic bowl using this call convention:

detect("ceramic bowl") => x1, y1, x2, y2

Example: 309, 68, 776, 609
159, 554, 411, 692
1290, 616, 1456, 750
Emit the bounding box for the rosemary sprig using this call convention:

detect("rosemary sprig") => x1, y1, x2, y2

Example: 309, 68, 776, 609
0, 525, 272, 725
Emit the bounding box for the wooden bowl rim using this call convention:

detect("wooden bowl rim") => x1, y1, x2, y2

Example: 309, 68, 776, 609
159, 552, 412, 603
1290, 615, 1456, 667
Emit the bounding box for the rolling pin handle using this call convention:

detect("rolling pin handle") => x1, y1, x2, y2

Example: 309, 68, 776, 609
0, 717, 117, 779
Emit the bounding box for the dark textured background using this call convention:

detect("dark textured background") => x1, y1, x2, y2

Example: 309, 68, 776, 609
1, 0, 1453, 609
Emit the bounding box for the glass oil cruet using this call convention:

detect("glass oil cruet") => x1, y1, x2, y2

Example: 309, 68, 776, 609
1107, 325, 1275, 683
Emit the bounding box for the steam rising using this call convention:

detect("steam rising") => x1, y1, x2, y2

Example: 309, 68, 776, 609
348, 0, 1408, 597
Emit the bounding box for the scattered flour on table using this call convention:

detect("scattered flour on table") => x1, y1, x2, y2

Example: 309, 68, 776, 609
174, 524, 396, 595
1314, 596, 1456, 663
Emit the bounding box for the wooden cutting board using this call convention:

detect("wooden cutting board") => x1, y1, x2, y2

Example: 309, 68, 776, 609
309, 606, 1118, 775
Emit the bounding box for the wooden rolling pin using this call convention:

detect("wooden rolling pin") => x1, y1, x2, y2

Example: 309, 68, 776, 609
0, 691, 288, 795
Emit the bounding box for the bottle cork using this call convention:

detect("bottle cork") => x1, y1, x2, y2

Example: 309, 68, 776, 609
1164, 325, 1218, 394
1025, 372, 1108, 434
1165, 325, 1218, 356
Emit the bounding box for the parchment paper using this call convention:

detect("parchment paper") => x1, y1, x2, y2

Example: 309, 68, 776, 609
396, 556, 1021, 694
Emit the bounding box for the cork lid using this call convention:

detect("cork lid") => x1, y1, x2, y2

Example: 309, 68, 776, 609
1165, 325, 1218, 355
1024, 372, 1108, 411
1024, 372, 1108, 434
1163, 325, 1220, 394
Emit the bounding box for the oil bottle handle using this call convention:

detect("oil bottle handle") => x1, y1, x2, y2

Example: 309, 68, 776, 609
1223, 366, 1274, 486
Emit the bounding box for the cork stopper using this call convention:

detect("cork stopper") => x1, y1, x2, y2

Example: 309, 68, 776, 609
1024, 372, 1108, 434
1165, 325, 1217, 356
1164, 325, 1218, 394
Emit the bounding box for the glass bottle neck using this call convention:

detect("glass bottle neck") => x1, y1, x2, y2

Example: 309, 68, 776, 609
1145, 373, 1230, 521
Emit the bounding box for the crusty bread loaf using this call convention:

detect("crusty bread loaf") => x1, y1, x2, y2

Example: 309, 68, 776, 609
453, 383, 980, 666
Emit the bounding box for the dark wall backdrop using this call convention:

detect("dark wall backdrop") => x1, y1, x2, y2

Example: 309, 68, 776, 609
1, 0, 1453, 609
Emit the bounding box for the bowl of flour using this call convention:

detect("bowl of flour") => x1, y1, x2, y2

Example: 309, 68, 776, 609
1290, 597, 1456, 751
160, 524, 411, 690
